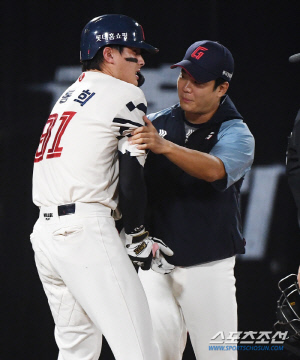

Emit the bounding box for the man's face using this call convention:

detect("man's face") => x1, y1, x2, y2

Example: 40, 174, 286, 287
177, 69, 223, 120
113, 47, 145, 86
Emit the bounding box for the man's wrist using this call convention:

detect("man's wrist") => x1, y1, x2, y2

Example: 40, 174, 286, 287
125, 228, 149, 244
161, 139, 174, 155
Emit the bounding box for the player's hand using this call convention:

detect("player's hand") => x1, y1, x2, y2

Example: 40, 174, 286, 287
125, 229, 154, 270
125, 230, 174, 273
150, 238, 175, 274
130, 116, 170, 154
297, 265, 300, 288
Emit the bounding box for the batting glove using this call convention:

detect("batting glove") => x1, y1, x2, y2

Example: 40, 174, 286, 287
151, 238, 175, 274
125, 229, 154, 270
125, 229, 175, 273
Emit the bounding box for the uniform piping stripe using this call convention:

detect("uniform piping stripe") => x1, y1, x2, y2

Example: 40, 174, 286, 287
113, 118, 142, 128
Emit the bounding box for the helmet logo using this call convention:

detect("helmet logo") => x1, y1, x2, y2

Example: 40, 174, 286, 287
96, 32, 128, 42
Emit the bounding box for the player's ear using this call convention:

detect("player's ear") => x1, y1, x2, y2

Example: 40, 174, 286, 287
103, 47, 115, 64
217, 81, 229, 97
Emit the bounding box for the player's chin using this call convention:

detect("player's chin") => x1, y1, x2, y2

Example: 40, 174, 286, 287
128, 77, 139, 86
122, 73, 138, 86
179, 100, 191, 111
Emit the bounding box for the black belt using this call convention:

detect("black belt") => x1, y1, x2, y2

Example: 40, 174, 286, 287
58, 203, 75, 216
57, 203, 114, 216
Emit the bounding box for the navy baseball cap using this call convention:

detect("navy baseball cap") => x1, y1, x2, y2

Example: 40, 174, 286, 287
171, 40, 234, 83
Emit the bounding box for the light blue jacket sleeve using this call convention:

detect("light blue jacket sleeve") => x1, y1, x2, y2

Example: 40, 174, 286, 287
210, 119, 255, 189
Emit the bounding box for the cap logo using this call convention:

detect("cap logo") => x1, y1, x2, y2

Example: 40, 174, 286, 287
191, 46, 208, 60
222, 70, 232, 79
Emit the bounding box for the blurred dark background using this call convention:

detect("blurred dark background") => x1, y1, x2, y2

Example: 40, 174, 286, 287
2, 0, 300, 359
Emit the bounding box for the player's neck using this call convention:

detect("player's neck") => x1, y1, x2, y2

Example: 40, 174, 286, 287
87, 69, 101, 73
86, 68, 115, 79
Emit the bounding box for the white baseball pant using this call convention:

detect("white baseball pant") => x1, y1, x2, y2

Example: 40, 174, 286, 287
139, 256, 237, 360
30, 202, 159, 360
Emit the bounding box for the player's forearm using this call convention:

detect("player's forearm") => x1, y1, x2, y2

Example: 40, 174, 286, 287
119, 152, 147, 233
162, 140, 226, 182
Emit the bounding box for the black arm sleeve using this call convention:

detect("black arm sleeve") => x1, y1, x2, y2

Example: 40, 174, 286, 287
118, 150, 147, 234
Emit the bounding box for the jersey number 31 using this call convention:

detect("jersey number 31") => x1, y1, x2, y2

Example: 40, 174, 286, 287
34, 111, 76, 163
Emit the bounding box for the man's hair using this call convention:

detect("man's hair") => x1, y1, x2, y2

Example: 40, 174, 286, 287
81, 45, 124, 72
213, 77, 227, 91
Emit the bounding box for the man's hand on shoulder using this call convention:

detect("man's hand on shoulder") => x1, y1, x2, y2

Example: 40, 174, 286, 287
130, 116, 171, 154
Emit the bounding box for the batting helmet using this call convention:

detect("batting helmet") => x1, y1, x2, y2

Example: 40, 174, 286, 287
80, 14, 159, 61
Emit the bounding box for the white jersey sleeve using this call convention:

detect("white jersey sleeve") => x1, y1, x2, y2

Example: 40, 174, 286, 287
112, 96, 147, 163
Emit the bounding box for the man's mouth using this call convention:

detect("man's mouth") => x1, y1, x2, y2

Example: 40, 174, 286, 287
182, 97, 192, 103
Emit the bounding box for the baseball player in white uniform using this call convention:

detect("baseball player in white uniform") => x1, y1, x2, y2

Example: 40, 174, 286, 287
30, 14, 173, 360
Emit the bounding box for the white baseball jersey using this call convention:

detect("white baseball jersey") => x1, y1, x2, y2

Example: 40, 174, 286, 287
32, 71, 146, 208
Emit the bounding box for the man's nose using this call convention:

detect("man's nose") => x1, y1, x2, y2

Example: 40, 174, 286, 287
138, 55, 145, 67
183, 81, 192, 92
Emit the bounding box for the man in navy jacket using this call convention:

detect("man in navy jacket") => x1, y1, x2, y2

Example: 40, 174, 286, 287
130, 40, 255, 360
